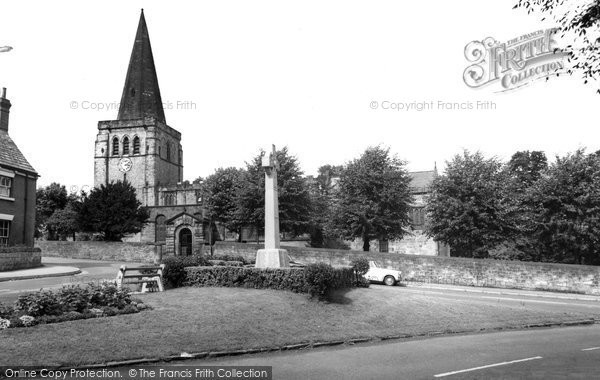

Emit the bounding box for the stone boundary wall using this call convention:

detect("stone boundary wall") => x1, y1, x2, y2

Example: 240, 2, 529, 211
0, 247, 42, 271
36, 241, 157, 263
213, 242, 600, 295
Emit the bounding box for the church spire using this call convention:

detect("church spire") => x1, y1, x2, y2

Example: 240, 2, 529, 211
117, 9, 166, 123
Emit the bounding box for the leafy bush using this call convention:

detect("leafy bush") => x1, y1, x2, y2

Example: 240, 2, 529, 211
329, 265, 355, 291
351, 257, 370, 276
0, 282, 146, 329
15, 290, 62, 317
56, 285, 90, 312
351, 257, 371, 288
304, 263, 334, 299
184, 264, 354, 300
0, 302, 13, 319
162, 254, 212, 288
87, 282, 132, 309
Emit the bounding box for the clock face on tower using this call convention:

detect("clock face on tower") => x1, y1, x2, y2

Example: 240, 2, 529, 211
118, 158, 133, 173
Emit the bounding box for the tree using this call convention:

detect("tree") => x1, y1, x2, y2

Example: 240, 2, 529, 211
331, 146, 413, 251
314, 165, 344, 191
46, 205, 80, 241
307, 165, 347, 248
507, 151, 548, 188
200, 167, 246, 241
426, 151, 511, 258
78, 181, 149, 241
528, 149, 600, 265
234, 147, 312, 239
515, 0, 600, 92
35, 183, 69, 240
489, 151, 549, 261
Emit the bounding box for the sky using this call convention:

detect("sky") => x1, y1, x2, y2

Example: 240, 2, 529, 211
0, 0, 598, 191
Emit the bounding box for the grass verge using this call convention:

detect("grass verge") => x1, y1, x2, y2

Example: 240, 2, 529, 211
0, 286, 597, 366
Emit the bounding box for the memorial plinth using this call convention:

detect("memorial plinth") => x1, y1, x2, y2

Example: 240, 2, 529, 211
255, 145, 289, 268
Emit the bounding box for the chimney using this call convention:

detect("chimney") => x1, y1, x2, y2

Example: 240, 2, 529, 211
0, 87, 11, 132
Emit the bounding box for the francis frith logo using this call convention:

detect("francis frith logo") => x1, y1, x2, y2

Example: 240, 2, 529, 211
463, 29, 566, 92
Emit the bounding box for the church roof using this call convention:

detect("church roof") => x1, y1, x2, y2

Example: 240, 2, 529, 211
409, 170, 436, 193
0, 130, 37, 174
117, 10, 166, 123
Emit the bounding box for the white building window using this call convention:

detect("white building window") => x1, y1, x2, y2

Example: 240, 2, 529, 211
0, 176, 11, 197
0, 220, 9, 246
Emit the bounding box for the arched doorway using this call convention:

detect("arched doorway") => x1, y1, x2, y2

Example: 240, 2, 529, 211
179, 228, 192, 256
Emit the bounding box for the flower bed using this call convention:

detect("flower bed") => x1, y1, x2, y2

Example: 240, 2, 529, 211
0, 281, 148, 329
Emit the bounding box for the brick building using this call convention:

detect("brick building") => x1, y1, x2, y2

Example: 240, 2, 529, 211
0, 87, 38, 247
94, 10, 204, 256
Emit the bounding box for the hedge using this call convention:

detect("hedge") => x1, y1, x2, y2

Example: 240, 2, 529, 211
162, 254, 212, 288
184, 264, 355, 299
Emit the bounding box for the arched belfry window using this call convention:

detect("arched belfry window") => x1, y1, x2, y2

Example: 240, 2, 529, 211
112, 137, 119, 155
133, 136, 140, 155
166, 142, 171, 162
123, 136, 130, 155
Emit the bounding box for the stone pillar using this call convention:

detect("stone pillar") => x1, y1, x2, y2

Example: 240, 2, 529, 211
256, 145, 289, 268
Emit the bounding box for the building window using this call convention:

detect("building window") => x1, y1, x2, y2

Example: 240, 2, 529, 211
0, 176, 11, 197
166, 142, 171, 162
123, 136, 130, 155
163, 192, 176, 206
133, 136, 140, 154
112, 137, 119, 155
0, 220, 9, 246
410, 207, 425, 228
379, 239, 389, 253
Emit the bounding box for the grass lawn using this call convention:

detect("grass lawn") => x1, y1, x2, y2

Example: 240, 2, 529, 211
0, 286, 596, 367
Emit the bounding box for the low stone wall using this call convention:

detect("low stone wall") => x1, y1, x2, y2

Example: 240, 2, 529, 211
36, 241, 157, 263
0, 247, 42, 271
213, 242, 600, 295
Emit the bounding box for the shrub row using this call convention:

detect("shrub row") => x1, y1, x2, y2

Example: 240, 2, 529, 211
0, 282, 147, 330
162, 254, 253, 288
184, 263, 355, 299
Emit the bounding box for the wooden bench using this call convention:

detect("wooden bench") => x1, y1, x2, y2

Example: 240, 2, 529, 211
116, 264, 165, 293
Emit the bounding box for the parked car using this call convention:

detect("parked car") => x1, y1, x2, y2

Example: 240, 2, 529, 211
364, 261, 401, 286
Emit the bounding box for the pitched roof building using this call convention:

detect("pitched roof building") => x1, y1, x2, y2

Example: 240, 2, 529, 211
0, 87, 39, 248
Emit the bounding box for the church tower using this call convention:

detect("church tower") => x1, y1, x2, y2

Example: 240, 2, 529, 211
94, 10, 183, 206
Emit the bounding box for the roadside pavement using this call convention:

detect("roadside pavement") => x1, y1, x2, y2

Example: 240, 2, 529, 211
0, 257, 81, 282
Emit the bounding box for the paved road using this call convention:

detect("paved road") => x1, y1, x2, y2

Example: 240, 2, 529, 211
201, 324, 600, 379
397, 284, 600, 316
0, 257, 133, 303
